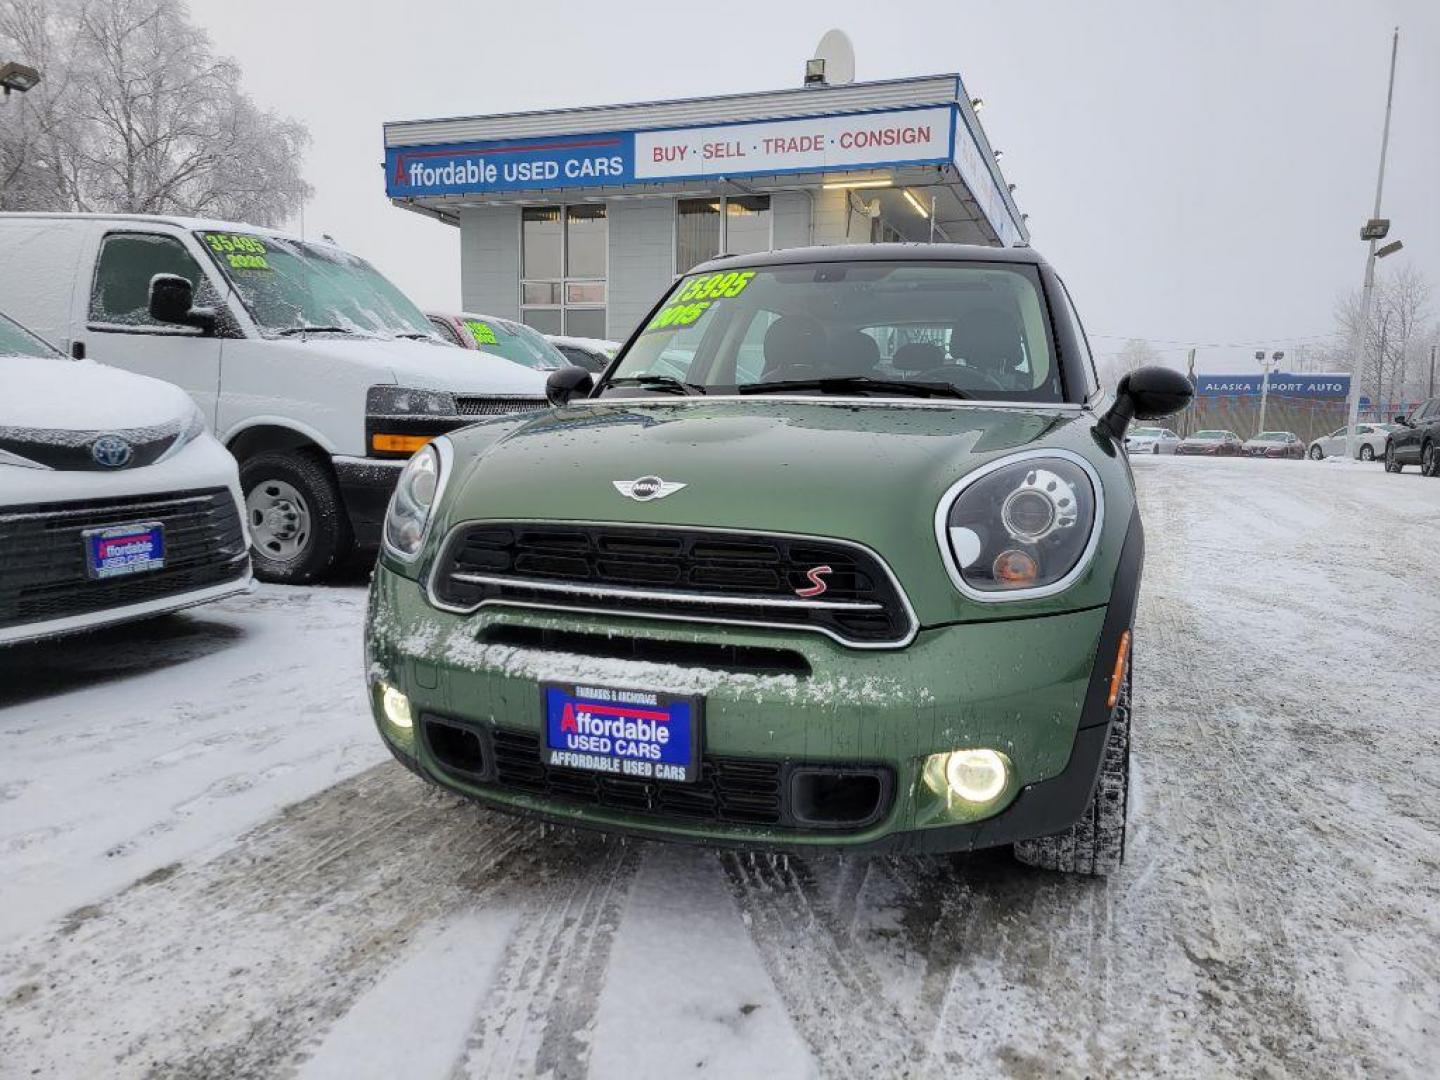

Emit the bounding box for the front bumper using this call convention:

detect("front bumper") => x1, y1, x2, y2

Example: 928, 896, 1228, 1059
0, 435, 253, 646
365, 544, 1133, 853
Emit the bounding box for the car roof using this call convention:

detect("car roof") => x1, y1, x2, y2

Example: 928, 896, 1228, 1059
692, 242, 1048, 274
0, 211, 330, 249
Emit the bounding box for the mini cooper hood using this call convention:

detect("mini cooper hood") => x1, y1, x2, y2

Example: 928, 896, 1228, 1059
0, 354, 193, 431
271, 336, 548, 396
440, 399, 1079, 539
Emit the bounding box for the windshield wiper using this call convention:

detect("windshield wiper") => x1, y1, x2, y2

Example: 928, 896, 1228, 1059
606, 374, 706, 396
738, 376, 969, 399
394, 332, 433, 340
275, 325, 358, 336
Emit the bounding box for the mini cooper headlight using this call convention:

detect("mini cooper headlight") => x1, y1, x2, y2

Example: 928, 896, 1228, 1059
383, 440, 448, 560
937, 450, 1102, 600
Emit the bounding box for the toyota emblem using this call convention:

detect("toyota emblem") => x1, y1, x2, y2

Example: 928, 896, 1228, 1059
91, 434, 133, 469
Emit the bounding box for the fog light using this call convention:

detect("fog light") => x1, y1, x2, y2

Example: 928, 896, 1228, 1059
379, 682, 413, 730
923, 748, 1009, 803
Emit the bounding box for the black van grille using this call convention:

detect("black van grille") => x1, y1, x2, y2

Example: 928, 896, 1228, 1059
429, 523, 915, 647
0, 488, 248, 631
454, 397, 547, 417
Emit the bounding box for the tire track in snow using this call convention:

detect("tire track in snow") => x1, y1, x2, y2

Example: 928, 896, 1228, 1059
718, 851, 945, 1076
0, 765, 537, 1079
448, 836, 641, 1080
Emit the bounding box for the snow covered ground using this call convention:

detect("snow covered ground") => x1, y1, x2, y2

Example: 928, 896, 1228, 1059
2, 457, 1438, 1078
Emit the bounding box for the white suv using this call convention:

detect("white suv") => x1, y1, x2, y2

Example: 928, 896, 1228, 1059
0, 312, 252, 646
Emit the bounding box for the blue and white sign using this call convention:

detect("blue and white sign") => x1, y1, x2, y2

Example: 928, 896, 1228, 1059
387, 131, 635, 197
388, 106, 952, 196
542, 683, 701, 783
1195, 372, 1351, 398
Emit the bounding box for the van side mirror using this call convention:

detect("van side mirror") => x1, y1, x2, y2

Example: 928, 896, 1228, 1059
1099, 366, 1194, 442
546, 365, 594, 406
148, 273, 216, 333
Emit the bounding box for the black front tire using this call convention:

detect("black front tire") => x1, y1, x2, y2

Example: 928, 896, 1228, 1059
1013, 660, 1131, 876
1308, 445, 1324, 460
240, 450, 353, 584
1423, 442, 1439, 477
1359, 444, 1375, 462
1385, 443, 1403, 473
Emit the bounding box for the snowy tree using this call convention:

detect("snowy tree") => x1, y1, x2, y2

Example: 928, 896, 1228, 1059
1332, 263, 1434, 413
0, 0, 310, 225
1097, 338, 1162, 390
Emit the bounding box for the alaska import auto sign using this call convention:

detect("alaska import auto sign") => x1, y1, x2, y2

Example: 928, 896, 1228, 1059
385, 106, 954, 198
1194, 373, 1351, 398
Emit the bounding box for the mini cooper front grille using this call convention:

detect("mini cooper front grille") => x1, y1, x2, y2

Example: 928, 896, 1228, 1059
0, 488, 248, 631
419, 719, 893, 832
429, 523, 917, 648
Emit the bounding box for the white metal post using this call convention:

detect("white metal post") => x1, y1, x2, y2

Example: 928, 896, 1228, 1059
1345, 27, 1400, 459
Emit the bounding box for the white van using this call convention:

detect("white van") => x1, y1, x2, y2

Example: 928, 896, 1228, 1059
1, 310, 251, 645
0, 213, 548, 583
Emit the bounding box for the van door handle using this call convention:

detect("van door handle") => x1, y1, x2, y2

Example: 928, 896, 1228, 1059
71, 340, 87, 360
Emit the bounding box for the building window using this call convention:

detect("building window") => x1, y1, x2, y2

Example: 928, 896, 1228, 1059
521, 205, 605, 337
675, 195, 771, 274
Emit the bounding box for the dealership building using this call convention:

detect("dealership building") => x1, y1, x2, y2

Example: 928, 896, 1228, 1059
383, 73, 1027, 342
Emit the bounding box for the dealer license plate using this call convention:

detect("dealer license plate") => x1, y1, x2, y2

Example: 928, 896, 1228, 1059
541, 683, 702, 784
83, 522, 166, 580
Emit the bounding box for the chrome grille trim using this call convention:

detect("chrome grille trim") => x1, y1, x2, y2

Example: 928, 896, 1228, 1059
424, 520, 920, 650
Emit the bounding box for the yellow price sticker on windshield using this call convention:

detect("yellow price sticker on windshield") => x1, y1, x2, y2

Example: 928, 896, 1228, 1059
202, 232, 271, 270
674, 270, 756, 303
643, 300, 710, 333
464, 319, 498, 346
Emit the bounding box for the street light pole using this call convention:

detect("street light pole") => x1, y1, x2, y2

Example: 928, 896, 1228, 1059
1344, 27, 1400, 460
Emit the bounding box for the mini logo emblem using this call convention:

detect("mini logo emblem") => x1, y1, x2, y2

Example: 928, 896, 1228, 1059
613, 476, 686, 501
795, 565, 832, 598
91, 434, 133, 469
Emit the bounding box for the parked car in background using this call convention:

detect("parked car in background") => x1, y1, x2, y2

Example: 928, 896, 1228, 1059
1306, 423, 1395, 461
0, 213, 548, 584
426, 312, 567, 372
1124, 426, 1181, 454
1385, 398, 1440, 475
0, 310, 251, 646
366, 242, 1196, 877
1175, 430, 1244, 456
544, 334, 621, 373
1242, 431, 1304, 459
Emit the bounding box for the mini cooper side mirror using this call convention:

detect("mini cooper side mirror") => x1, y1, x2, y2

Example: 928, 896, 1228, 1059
148, 273, 217, 334
546, 365, 595, 406
1099, 366, 1194, 442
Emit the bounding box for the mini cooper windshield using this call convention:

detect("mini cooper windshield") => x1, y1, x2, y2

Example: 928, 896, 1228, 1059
606, 261, 1064, 402
195, 231, 436, 340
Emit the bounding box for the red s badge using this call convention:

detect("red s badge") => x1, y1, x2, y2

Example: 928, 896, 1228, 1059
795, 565, 832, 598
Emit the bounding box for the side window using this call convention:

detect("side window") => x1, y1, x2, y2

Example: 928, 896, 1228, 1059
428, 316, 463, 346
1057, 278, 1100, 398
89, 233, 212, 330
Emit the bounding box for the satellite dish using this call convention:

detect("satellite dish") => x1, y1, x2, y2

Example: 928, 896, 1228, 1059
811, 29, 855, 86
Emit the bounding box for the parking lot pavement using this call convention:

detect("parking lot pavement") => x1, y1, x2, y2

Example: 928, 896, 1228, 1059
2, 458, 1438, 1078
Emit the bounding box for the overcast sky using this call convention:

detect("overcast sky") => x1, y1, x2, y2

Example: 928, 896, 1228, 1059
189, 0, 1438, 374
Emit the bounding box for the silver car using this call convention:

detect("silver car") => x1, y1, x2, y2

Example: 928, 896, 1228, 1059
1124, 426, 1182, 455
1306, 423, 1396, 462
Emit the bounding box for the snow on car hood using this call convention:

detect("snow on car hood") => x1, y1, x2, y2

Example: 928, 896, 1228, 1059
0, 354, 193, 432
274, 336, 549, 395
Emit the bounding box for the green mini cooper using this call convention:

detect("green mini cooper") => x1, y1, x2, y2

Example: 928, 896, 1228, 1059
364, 244, 1191, 875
